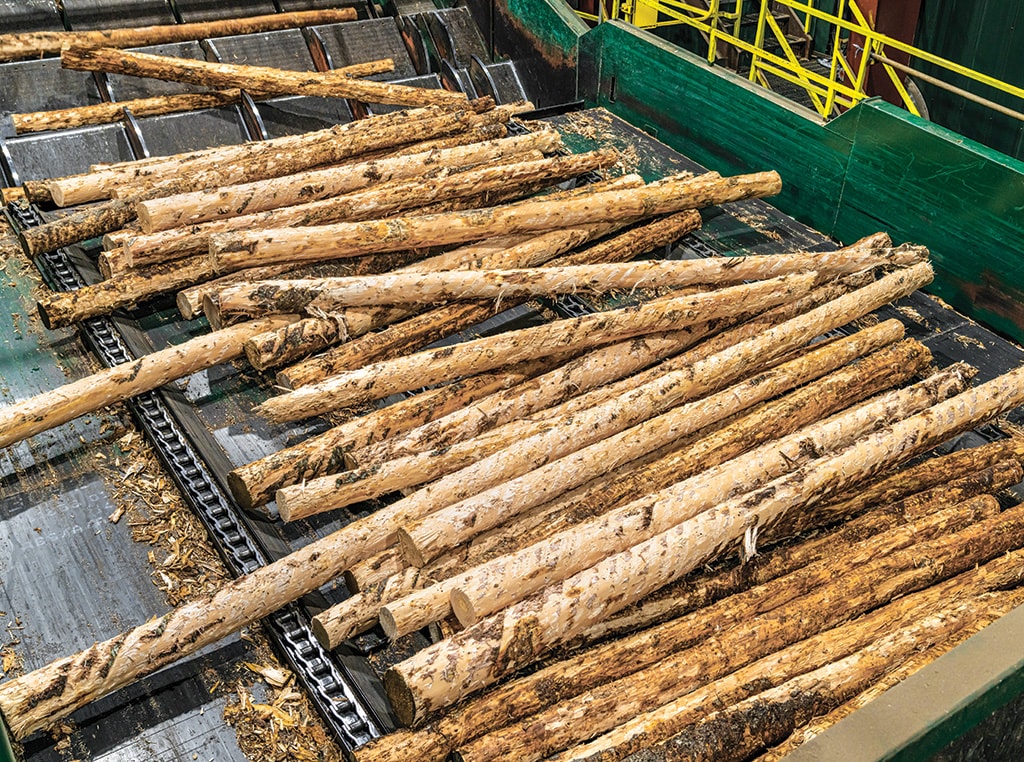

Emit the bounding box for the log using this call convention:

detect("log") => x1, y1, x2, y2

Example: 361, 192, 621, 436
21, 199, 135, 256
134, 129, 561, 233
258, 272, 813, 424
177, 264, 307, 320
355, 506, 1021, 762
310, 568, 425, 648
385, 328, 914, 632
296, 245, 926, 310
227, 354, 576, 510
0, 9, 358, 62
381, 360, 1024, 724
581, 460, 1021, 646
11, 59, 395, 134
272, 264, 929, 520
1, 186, 27, 205
0, 316, 295, 450
22, 181, 53, 204
152, 149, 608, 278
61, 45, 469, 108
208, 170, 782, 272
453, 499, 1005, 762
38, 254, 217, 328
48, 105, 476, 206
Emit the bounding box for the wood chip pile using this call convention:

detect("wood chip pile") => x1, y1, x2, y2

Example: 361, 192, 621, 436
1, 23, 1024, 762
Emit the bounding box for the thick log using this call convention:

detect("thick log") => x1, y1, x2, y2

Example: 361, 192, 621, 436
208, 170, 782, 272
583, 460, 1021, 646
0, 9, 358, 62
21, 200, 135, 256
258, 272, 812, 423
227, 354, 575, 510
159, 150, 609, 281
21, 181, 53, 204
273, 264, 928, 520
454, 500, 1005, 762
11, 59, 394, 134
355, 509, 1022, 762
62, 45, 468, 108
0, 316, 295, 450
38, 254, 216, 328
381, 360, 1024, 725
97, 247, 129, 278
388, 327, 912, 623
297, 245, 925, 310
48, 106, 477, 206
311, 568, 425, 648
134, 130, 561, 233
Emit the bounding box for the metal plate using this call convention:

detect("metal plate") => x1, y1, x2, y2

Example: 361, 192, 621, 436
171, 0, 276, 23
131, 107, 252, 157
61, 0, 176, 28
206, 29, 316, 72
0, 59, 103, 115
469, 56, 528, 104
0, 124, 136, 184
0, 0, 62, 33
311, 19, 418, 80
251, 95, 354, 138
364, 73, 443, 114
104, 42, 211, 100
279, 0, 373, 19
426, 6, 489, 67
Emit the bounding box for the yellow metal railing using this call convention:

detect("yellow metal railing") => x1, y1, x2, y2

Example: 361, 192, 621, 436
577, 0, 1024, 122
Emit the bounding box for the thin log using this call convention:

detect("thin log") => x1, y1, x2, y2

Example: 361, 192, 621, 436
61, 45, 469, 107
355, 510, 1024, 762
134, 129, 561, 233
1, 187, 27, 204
97, 247, 129, 279
273, 264, 929, 521
582, 460, 1021, 646
297, 246, 925, 310
453, 501, 1006, 762
227, 354, 576, 510
149, 149, 606, 277
259, 272, 813, 424
38, 254, 216, 328
310, 568, 425, 648
0, 9, 358, 62
178, 264, 307, 320
381, 361, 1024, 725
22, 200, 135, 256
208, 171, 782, 272
386, 329, 915, 632
11, 59, 394, 134
22, 181, 53, 204
48, 105, 479, 206
0, 316, 295, 450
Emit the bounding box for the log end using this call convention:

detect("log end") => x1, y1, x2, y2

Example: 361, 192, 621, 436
201, 294, 225, 331
396, 527, 429, 568
226, 468, 258, 511
383, 667, 422, 728
309, 614, 335, 651
448, 589, 480, 628
377, 605, 405, 640
177, 290, 200, 321
135, 200, 157, 235
342, 569, 361, 592
274, 368, 299, 391
47, 181, 68, 208
275, 485, 312, 522
36, 296, 61, 330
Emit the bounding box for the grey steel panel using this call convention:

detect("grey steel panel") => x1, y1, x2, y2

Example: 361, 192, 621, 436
206, 28, 315, 71
0, 58, 103, 114
132, 107, 250, 156
1, 124, 135, 183
312, 19, 418, 80
171, 0, 276, 22
61, 0, 175, 28
253, 95, 353, 139
0, 0, 62, 33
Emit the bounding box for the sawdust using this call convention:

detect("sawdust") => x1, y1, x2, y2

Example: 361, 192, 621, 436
103, 427, 344, 760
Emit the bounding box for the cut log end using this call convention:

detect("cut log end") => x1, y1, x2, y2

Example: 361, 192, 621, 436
449, 589, 480, 627
227, 469, 258, 512
383, 668, 420, 728
378, 606, 401, 640
397, 527, 430, 568
310, 616, 333, 651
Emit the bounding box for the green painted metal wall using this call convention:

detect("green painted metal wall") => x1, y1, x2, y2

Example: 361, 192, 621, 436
573, 19, 1024, 344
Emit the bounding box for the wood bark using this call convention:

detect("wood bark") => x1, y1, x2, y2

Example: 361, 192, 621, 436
0, 9, 357, 62
396, 323, 907, 579
11, 59, 394, 134
437, 337, 932, 630
1, 186, 27, 205
22, 181, 53, 204
310, 568, 425, 649
61, 45, 468, 108
227, 355, 572, 510
134, 129, 561, 233
208, 170, 781, 272
453, 500, 1004, 762
97, 247, 129, 279
381, 359, 1024, 724
177, 264, 307, 320
38, 254, 217, 328
582, 460, 1019, 646
22, 200, 135, 256
299, 245, 925, 310
48, 105, 477, 206
355, 510, 1024, 762
160, 150, 607, 281
258, 272, 812, 423
272, 264, 928, 520
0, 316, 295, 449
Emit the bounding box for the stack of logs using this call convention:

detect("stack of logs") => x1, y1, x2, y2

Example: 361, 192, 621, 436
1, 30, 1024, 761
